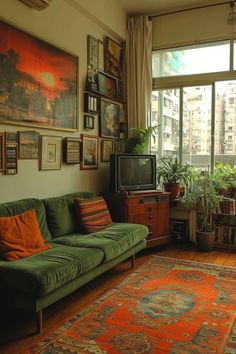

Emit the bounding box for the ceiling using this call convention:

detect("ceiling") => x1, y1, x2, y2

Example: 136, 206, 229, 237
116, 0, 230, 16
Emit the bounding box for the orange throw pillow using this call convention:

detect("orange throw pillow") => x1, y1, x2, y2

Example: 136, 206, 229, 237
0, 209, 51, 261
74, 197, 113, 234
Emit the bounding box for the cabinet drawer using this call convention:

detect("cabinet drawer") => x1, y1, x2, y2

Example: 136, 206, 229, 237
128, 199, 169, 216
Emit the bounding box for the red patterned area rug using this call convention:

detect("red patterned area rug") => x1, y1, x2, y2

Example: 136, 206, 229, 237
31, 256, 236, 354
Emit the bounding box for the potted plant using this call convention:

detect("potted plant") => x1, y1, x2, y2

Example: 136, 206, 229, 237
126, 126, 158, 154
181, 170, 222, 251
213, 162, 236, 197
156, 156, 193, 198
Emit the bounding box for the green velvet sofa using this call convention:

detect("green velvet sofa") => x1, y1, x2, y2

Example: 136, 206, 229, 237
0, 192, 148, 333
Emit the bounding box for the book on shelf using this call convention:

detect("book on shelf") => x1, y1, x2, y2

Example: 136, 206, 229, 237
214, 224, 236, 246
218, 197, 236, 215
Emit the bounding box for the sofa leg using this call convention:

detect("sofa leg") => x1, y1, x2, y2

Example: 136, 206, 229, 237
36, 310, 43, 334
131, 254, 135, 268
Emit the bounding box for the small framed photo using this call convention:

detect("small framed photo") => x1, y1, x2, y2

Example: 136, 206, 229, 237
115, 139, 126, 154
100, 100, 120, 138
84, 115, 95, 130
97, 71, 117, 100
87, 35, 99, 91
87, 35, 99, 70
100, 138, 114, 162
81, 135, 99, 170
4, 132, 18, 175
18, 131, 39, 159
104, 36, 123, 79
63, 137, 81, 164
0, 132, 4, 171
84, 92, 100, 114
98, 40, 104, 71
40, 135, 62, 170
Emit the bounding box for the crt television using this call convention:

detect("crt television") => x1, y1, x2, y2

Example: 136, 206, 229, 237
109, 153, 156, 192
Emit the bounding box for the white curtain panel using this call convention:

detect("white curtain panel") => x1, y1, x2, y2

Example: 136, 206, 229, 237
126, 16, 152, 132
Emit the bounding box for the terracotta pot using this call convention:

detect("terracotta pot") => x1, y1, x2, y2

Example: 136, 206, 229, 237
164, 182, 180, 199
196, 231, 215, 252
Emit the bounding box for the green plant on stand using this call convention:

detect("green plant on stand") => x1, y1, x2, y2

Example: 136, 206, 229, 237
156, 156, 193, 199
181, 170, 222, 251
126, 126, 158, 154
213, 162, 236, 196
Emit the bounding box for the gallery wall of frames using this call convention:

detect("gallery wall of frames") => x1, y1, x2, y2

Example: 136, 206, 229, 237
82, 34, 127, 169
0, 18, 126, 176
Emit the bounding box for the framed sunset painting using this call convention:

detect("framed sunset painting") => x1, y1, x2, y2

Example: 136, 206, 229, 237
0, 20, 78, 131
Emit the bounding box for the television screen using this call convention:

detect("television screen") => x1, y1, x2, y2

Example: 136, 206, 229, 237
110, 154, 156, 192
120, 157, 153, 186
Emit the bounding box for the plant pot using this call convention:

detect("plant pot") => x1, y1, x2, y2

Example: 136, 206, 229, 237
164, 182, 180, 199
196, 230, 215, 251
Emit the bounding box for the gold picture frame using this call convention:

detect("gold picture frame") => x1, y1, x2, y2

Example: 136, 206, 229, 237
18, 131, 39, 159
100, 138, 114, 162
81, 135, 98, 170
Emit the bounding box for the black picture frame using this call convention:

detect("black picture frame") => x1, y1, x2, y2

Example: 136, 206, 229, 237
84, 92, 100, 114
100, 100, 120, 138
97, 71, 117, 100
84, 115, 95, 130
63, 137, 81, 164
4, 132, 18, 175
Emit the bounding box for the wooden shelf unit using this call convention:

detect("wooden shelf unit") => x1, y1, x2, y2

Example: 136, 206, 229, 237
104, 190, 171, 248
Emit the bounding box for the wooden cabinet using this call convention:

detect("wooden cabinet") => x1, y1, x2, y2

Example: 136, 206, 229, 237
104, 191, 171, 248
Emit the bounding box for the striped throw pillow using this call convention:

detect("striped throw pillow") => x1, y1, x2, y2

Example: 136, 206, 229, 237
74, 197, 113, 234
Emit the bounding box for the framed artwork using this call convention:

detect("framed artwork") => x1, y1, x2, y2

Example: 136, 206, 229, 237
0, 19, 78, 131
84, 92, 100, 114
97, 71, 117, 100
100, 100, 120, 138
115, 139, 126, 154
63, 137, 81, 164
104, 36, 123, 79
0, 133, 4, 171
87, 35, 99, 91
18, 131, 39, 159
4, 132, 18, 175
100, 138, 114, 162
84, 115, 95, 130
117, 79, 124, 101
40, 135, 62, 170
81, 135, 98, 170
98, 40, 104, 71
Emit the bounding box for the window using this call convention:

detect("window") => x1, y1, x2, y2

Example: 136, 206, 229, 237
152, 41, 230, 78
151, 40, 236, 170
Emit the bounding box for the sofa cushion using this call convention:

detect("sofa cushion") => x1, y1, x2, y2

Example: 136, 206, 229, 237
43, 192, 93, 238
53, 223, 148, 261
0, 198, 51, 242
74, 197, 113, 234
0, 243, 104, 296
0, 209, 51, 261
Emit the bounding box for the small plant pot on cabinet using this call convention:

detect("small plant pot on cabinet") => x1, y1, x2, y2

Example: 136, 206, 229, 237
196, 231, 215, 251
164, 182, 180, 199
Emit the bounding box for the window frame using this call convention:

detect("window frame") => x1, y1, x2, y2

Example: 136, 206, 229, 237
151, 38, 236, 172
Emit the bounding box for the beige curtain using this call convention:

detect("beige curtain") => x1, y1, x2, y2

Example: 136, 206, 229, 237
126, 16, 152, 132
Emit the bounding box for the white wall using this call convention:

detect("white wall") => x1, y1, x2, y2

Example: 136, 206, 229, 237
152, 4, 236, 49
0, 0, 126, 202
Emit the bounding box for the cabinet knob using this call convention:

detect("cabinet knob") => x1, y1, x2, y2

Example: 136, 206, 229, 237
148, 224, 152, 228
148, 215, 153, 220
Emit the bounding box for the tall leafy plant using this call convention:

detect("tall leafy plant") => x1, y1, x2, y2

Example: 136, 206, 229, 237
182, 171, 222, 232
126, 126, 158, 154
156, 156, 193, 186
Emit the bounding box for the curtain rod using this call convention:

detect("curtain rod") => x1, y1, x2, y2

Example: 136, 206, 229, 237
148, 0, 235, 20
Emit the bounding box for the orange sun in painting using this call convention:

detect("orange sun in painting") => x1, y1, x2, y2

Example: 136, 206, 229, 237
38, 72, 56, 88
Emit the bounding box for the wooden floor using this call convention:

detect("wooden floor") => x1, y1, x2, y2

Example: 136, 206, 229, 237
0, 243, 235, 354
